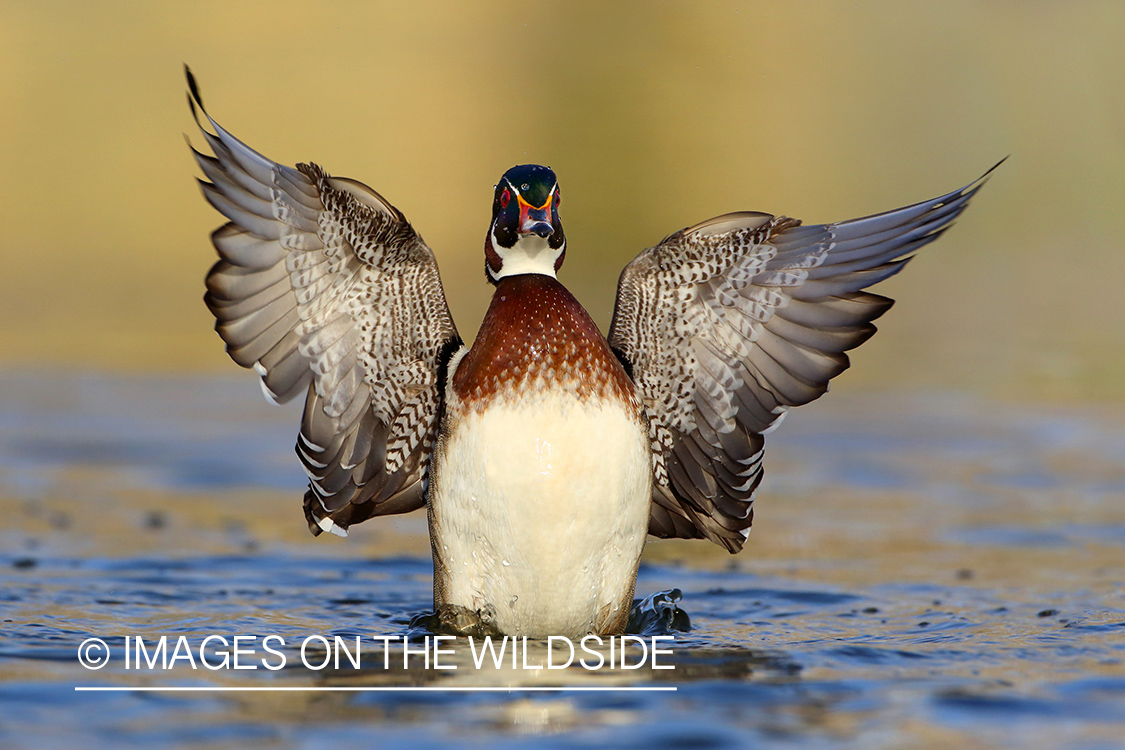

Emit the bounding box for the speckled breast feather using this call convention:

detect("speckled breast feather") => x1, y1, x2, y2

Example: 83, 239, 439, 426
452, 274, 637, 408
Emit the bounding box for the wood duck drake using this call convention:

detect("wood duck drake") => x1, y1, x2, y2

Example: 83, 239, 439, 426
187, 69, 996, 637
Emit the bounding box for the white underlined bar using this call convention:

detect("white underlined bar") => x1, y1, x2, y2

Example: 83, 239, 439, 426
75, 685, 677, 692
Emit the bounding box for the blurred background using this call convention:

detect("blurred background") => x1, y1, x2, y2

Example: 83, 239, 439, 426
3, 5, 1125, 747
1, 0, 1122, 402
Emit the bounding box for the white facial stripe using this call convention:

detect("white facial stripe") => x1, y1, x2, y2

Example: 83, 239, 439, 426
505, 178, 560, 215
489, 228, 563, 280
507, 178, 557, 203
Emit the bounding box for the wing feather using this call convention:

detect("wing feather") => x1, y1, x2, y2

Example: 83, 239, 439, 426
209, 226, 288, 270
188, 67, 461, 536
609, 162, 1000, 551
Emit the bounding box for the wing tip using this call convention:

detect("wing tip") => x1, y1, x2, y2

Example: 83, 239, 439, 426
951, 156, 1007, 206
977, 155, 1009, 186
185, 64, 203, 108
185, 64, 208, 132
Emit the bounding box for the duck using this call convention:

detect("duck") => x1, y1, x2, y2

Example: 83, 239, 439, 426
187, 68, 996, 637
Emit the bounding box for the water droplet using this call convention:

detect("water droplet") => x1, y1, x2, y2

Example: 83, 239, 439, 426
502, 560, 510, 567
509, 596, 518, 608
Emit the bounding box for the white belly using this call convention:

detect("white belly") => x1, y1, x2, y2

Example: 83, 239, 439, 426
429, 389, 651, 637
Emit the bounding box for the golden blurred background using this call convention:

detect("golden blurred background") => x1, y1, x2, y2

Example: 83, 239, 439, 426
1, 1, 1123, 401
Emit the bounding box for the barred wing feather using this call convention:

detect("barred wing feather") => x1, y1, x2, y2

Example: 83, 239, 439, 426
609, 165, 998, 551
188, 69, 460, 536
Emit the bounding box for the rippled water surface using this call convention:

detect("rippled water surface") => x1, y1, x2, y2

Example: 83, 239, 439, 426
1, 373, 1123, 749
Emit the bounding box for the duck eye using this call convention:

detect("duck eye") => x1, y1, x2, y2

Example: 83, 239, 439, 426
500, 188, 510, 208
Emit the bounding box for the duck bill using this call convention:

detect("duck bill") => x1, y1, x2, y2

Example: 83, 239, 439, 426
518, 197, 553, 238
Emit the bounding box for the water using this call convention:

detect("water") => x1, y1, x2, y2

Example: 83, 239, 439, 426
1, 373, 1122, 749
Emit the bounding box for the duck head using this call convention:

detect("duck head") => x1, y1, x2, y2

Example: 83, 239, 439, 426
485, 164, 565, 283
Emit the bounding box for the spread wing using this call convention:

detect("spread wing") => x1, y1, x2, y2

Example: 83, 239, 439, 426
187, 69, 461, 537
609, 165, 999, 552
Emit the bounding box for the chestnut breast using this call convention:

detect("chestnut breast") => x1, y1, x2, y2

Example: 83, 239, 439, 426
452, 274, 636, 406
